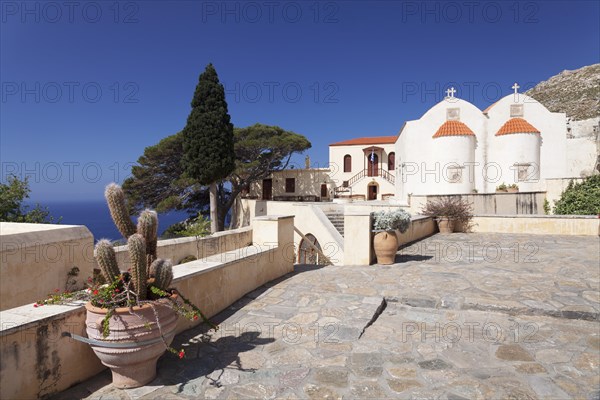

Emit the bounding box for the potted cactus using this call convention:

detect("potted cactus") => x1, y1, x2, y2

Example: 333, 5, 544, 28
37, 183, 215, 389
372, 209, 411, 264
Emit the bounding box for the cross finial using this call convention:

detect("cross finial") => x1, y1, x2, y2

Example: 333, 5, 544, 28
446, 87, 457, 98
512, 82, 520, 95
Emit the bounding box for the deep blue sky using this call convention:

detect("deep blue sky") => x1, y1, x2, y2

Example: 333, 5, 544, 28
1, 0, 598, 201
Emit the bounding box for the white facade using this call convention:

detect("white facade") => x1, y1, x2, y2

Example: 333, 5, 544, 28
328, 139, 396, 201
396, 97, 487, 200
395, 91, 573, 202
251, 87, 596, 204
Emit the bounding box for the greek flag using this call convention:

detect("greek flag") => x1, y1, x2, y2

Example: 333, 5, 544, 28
370, 150, 375, 162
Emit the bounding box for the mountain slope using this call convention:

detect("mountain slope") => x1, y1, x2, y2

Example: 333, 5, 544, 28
525, 64, 599, 121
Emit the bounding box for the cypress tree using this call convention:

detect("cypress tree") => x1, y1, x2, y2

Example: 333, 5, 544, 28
182, 63, 235, 232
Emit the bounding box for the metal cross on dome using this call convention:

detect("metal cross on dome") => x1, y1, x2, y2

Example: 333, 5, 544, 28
512, 82, 520, 94
445, 87, 457, 98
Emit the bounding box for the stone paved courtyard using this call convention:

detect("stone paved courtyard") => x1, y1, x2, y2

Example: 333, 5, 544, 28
53, 233, 600, 400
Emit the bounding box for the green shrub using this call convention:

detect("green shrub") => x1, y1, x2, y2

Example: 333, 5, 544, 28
553, 175, 600, 215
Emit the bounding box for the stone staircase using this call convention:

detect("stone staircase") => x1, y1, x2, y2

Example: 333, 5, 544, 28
325, 212, 345, 237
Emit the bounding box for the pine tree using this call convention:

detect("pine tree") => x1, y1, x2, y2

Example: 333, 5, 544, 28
182, 64, 235, 232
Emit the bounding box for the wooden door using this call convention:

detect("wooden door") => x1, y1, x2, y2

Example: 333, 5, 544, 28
320, 184, 328, 198
368, 154, 379, 177
262, 179, 272, 200
368, 184, 378, 200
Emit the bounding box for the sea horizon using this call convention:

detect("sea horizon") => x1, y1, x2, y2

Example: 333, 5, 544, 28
29, 200, 190, 241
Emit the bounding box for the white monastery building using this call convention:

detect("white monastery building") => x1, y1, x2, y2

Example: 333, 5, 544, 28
252, 84, 597, 204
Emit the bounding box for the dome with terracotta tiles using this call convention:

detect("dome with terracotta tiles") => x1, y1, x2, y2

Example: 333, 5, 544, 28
432, 120, 475, 138
495, 118, 540, 136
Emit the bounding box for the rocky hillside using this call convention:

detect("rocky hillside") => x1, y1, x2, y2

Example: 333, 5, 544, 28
526, 64, 599, 121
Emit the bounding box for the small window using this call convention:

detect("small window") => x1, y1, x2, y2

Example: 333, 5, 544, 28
510, 104, 524, 117
285, 178, 295, 193
516, 163, 532, 182
446, 108, 460, 121
388, 152, 395, 171
343, 155, 352, 173
446, 166, 463, 183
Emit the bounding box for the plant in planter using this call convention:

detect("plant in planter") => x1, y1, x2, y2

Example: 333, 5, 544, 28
507, 183, 519, 193
372, 209, 411, 264
37, 183, 216, 389
421, 196, 473, 234
496, 183, 508, 193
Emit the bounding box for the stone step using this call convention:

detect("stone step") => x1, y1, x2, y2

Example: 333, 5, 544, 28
324, 213, 345, 237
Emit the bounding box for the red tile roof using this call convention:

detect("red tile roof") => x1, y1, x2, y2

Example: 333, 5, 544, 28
329, 135, 397, 146
495, 118, 540, 136
432, 121, 475, 138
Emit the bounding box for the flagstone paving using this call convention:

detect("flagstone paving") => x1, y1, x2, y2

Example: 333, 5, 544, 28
52, 233, 600, 400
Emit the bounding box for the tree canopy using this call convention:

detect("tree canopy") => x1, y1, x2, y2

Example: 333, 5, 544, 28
0, 176, 59, 223
182, 63, 235, 185
123, 124, 311, 228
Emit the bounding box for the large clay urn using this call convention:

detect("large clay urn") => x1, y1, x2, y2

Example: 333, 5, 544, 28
436, 217, 454, 234
85, 298, 178, 388
373, 230, 398, 264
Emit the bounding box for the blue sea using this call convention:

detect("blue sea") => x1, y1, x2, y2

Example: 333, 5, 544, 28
40, 201, 190, 241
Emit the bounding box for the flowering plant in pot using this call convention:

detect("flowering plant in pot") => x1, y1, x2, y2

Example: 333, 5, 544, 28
421, 196, 473, 234
507, 183, 519, 193
372, 209, 411, 264
37, 183, 216, 389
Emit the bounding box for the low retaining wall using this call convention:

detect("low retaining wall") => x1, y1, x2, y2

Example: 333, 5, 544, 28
408, 192, 546, 216
0, 216, 294, 400
113, 226, 252, 267
471, 215, 599, 236
0, 223, 95, 311
343, 212, 436, 266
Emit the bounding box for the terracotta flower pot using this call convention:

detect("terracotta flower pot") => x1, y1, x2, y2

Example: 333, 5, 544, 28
436, 217, 454, 234
507, 188, 518, 193
373, 230, 398, 264
85, 297, 179, 389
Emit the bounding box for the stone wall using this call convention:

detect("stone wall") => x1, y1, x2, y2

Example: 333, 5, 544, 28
408, 192, 546, 216
113, 226, 252, 267
0, 216, 294, 400
471, 215, 599, 236
0, 223, 94, 311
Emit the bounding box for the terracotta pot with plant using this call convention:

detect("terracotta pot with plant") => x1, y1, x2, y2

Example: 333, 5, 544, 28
372, 209, 411, 264
37, 183, 216, 389
421, 196, 474, 234
507, 184, 519, 193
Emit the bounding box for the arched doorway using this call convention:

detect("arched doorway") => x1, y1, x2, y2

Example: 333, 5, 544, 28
298, 233, 322, 264
367, 182, 379, 200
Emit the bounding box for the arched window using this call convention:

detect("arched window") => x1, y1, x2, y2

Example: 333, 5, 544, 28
388, 152, 395, 171
343, 154, 352, 173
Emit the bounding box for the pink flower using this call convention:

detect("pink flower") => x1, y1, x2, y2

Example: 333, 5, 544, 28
34, 303, 38, 308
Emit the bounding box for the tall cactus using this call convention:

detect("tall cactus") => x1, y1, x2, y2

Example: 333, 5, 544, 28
137, 209, 158, 268
105, 183, 137, 239
128, 234, 147, 300
94, 239, 120, 284
99, 183, 175, 301
149, 259, 173, 290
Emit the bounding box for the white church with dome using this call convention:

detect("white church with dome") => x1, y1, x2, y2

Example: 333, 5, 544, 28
251, 84, 597, 205
393, 84, 567, 203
